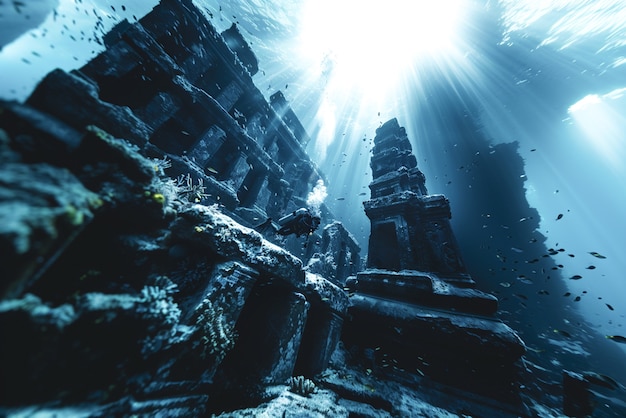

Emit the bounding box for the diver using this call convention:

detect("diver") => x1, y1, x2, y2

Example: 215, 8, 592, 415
254, 208, 321, 238
277, 208, 321, 237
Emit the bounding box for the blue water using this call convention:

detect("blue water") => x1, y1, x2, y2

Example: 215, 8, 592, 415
2, 0, 626, 408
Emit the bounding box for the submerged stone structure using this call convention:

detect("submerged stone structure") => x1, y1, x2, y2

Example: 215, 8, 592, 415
4, 0, 610, 416
343, 118, 526, 403
0, 0, 356, 415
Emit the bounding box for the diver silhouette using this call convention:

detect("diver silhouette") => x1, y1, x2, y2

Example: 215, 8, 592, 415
254, 208, 321, 238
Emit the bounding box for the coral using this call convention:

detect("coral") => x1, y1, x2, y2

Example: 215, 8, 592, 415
151, 156, 172, 175
175, 173, 209, 203
289, 375, 317, 397
136, 277, 182, 356
193, 297, 236, 362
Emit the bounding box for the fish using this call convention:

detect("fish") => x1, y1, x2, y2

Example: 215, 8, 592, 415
589, 251, 607, 259
555, 329, 572, 338
556, 213, 563, 220
606, 304, 614, 311
586, 265, 596, 270
582, 372, 621, 390
606, 335, 626, 344
569, 275, 583, 280
574, 296, 581, 302
563, 292, 571, 297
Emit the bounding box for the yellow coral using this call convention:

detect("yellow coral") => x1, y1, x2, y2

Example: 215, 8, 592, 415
152, 193, 166, 205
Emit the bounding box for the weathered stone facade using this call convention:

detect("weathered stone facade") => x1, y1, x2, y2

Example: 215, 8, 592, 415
0, 0, 356, 415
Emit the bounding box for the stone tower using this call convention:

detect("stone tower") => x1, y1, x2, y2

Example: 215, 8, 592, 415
364, 118, 472, 286
343, 118, 525, 401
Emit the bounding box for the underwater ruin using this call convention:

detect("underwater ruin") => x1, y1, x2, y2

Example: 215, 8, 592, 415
1, 0, 624, 416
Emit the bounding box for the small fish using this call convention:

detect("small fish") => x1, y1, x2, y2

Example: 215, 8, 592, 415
569, 275, 583, 280
538, 290, 550, 295
606, 304, 614, 311
499, 282, 511, 288
556, 213, 563, 220
589, 251, 607, 259
574, 296, 581, 302
582, 371, 621, 390
555, 329, 572, 338
206, 167, 218, 174
586, 265, 596, 270
563, 292, 571, 297
606, 335, 626, 344
336, 197, 345, 201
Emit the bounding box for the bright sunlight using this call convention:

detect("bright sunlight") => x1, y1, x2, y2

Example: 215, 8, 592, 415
297, 0, 466, 96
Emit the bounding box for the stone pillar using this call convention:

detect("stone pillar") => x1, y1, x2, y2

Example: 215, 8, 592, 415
214, 284, 309, 386
294, 272, 349, 377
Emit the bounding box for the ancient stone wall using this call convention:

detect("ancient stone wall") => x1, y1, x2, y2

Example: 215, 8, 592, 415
0, 0, 357, 415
